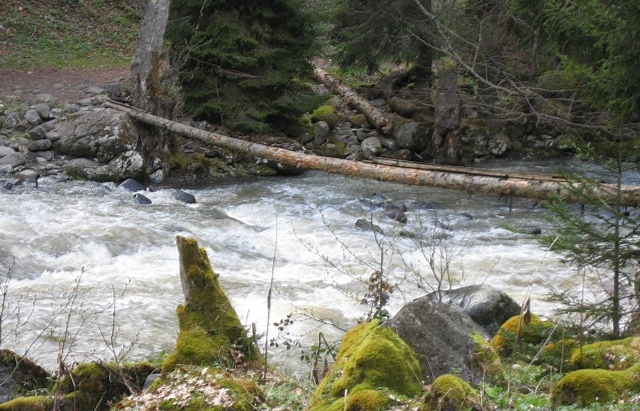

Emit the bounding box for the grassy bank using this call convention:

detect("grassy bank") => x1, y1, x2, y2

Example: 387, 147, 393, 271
1, 0, 142, 70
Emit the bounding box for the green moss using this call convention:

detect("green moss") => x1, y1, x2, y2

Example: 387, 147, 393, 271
570, 337, 640, 370
60, 361, 156, 411
469, 331, 503, 383
162, 236, 259, 374
308, 320, 422, 411
490, 314, 555, 357
311, 105, 339, 128
551, 364, 640, 407
0, 349, 50, 398
422, 374, 480, 411
0, 395, 53, 411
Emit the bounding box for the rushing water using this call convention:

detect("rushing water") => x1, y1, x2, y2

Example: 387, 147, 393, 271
0, 161, 598, 373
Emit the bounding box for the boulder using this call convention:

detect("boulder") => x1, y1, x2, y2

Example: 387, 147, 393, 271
552, 365, 640, 407
308, 320, 423, 411
53, 109, 138, 162
426, 284, 521, 336
422, 374, 482, 411
384, 299, 502, 385
360, 136, 383, 159
393, 120, 429, 151
0, 349, 50, 403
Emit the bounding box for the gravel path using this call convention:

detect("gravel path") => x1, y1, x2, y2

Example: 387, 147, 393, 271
0, 67, 131, 103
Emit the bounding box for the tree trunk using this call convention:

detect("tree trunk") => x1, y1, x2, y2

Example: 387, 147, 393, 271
432, 66, 461, 165
314, 66, 394, 134
104, 99, 640, 207
130, 0, 171, 112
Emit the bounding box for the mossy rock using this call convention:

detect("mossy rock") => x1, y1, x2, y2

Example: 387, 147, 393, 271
490, 314, 555, 357
308, 320, 423, 411
60, 361, 156, 411
469, 332, 504, 383
115, 365, 264, 411
0, 395, 53, 411
551, 364, 640, 407
0, 349, 50, 400
570, 337, 640, 370
311, 105, 339, 128
162, 236, 260, 374
421, 374, 481, 411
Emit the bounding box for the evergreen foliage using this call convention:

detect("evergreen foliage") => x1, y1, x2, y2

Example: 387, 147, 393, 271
509, 0, 640, 122
330, 0, 433, 78
165, 0, 321, 134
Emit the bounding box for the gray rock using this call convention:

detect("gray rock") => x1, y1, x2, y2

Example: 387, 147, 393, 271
45, 131, 61, 141
33, 103, 51, 120
28, 125, 46, 140
355, 218, 383, 234
133, 193, 152, 204
3, 110, 22, 128
0, 152, 26, 167
27, 138, 52, 152
0, 146, 16, 157
42, 119, 58, 131
118, 178, 147, 192
393, 121, 429, 151
360, 136, 382, 159
384, 299, 490, 384
23, 109, 41, 125
313, 121, 330, 146
426, 284, 521, 336
173, 189, 196, 204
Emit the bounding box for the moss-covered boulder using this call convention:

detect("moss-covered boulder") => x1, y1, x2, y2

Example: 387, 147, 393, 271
311, 105, 339, 129
308, 320, 423, 411
0, 395, 53, 411
0, 349, 50, 402
162, 236, 260, 374
551, 364, 640, 407
421, 374, 482, 411
116, 365, 264, 411
570, 337, 640, 370
490, 314, 555, 358
60, 361, 156, 411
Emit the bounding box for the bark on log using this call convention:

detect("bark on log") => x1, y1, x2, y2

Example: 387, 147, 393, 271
105, 99, 640, 207
314, 66, 394, 134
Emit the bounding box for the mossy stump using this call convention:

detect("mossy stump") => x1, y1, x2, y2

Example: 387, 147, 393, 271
162, 236, 259, 374
308, 320, 423, 411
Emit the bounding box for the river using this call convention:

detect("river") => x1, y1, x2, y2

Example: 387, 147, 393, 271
0, 161, 602, 373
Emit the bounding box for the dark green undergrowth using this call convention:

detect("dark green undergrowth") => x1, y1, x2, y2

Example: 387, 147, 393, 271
1, 0, 142, 69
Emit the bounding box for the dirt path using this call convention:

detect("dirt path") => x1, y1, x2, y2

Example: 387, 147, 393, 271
0, 67, 131, 103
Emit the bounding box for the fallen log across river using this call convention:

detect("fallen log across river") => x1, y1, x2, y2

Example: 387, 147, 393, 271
104, 99, 640, 207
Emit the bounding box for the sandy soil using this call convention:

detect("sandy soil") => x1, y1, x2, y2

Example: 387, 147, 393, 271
0, 67, 131, 103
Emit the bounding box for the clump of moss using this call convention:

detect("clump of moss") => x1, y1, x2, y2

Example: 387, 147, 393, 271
422, 374, 481, 411
469, 332, 504, 383
551, 364, 640, 407
162, 236, 260, 374
0, 349, 50, 398
308, 320, 422, 411
490, 314, 555, 358
61, 361, 156, 411
570, 337, 640, 370
0, 395, 53, 411
311, 105, 339, 128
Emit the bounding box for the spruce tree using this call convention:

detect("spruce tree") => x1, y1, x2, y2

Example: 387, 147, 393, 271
165, 0, 320, 134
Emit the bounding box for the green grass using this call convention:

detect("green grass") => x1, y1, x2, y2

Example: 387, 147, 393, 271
1, 0, 142, 69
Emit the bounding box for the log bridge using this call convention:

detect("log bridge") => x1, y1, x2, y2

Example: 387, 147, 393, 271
105, 99, 640, 208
